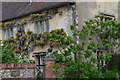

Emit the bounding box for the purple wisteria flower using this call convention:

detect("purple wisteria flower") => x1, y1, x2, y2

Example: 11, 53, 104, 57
27, 47, 33, 51
8, 23, 16, 27
29, 39, 31, 41
57, 42, 62, 46
17, 27, 24, 32
58, 13, 62, 15
16, 46, 19, 49
14, 23, 19, 27
12, 46, 17, 49
17, 33, 22, 37
25, 21, 30, 23
21, 38, 26, 41
48, 14, 53, 19
8, 24, 12, 27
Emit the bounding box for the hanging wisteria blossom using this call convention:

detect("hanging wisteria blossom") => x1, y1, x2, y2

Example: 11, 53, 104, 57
17, 27, 24, 32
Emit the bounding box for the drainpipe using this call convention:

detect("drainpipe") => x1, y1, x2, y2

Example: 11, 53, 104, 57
71, 3, 79, 61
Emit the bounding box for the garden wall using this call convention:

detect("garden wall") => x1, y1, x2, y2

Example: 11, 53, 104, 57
0, 64, 36, 80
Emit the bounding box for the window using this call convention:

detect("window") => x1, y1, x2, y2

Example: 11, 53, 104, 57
3, 29, 7, 39
98, 13, 115, 33
100, 13, 115, 21
36, 20, 49, 34
3, 28, 14, 39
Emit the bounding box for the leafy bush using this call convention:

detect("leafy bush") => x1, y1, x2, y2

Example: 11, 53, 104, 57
53, 14, 120, 79
1, 46, 35, 64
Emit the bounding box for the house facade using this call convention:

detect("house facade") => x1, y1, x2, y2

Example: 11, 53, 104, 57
1, 1, 120, 78
76, 2, 118, 28
1, 1, 120, 64
1, 2, 76, 66
76, 2, 120, 73
1, 2, 75, 40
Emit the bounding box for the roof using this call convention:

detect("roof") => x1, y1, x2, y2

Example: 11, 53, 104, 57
1, 2, 74, 22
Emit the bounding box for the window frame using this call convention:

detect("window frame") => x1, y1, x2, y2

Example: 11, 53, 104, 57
36, 19, 49, 34
100, 13, 115, 21
3, 28, 14, 39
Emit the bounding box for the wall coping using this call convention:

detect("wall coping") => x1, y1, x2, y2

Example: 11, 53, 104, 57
0, 63, 36, 70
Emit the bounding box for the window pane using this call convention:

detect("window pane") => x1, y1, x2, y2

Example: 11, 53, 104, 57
10, 28, 13, 37
37, 22, 41, 34
7, 28, 10, 38
46, 20, 49, 32
13, 28, 16, 38
41, 21, 44, 33
4, 29, 6, 39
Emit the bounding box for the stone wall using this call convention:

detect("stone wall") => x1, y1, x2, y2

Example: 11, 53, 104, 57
0, 64, 36, 79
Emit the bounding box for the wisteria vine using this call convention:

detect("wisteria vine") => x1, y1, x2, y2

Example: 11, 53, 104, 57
3, 27, 73, 55
1, 9, 62, 29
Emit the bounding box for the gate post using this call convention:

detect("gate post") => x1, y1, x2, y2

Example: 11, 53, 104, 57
45, 53, 56, 79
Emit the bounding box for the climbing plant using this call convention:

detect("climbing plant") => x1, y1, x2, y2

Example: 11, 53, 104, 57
0, 9, 62, 29
1, 45, 34, 64
2, 9, 65, 55
2, 13, 120, 78
2, 28, 69, 55
53, 14, 120, 79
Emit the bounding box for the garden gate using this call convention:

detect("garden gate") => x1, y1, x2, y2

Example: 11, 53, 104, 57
35, 54, 46, 80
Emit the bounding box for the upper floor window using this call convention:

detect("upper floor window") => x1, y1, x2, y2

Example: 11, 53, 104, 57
98, 13, 115, 30
100, 13, 115, 21
36, 20, 49, 34
3, 28, 14, 39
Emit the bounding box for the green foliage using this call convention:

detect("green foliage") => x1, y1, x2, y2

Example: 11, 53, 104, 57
53, 14, 120, 79
3, 28, 68, 55
70, 25, 76, 30
2, 13, 120, 78
53, 51, 64, 63
53, 63, 60, 71
1, 46, 35, 64
103, 70, 117, 78
1, 9, 62, 29
1, 47, 19, 64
